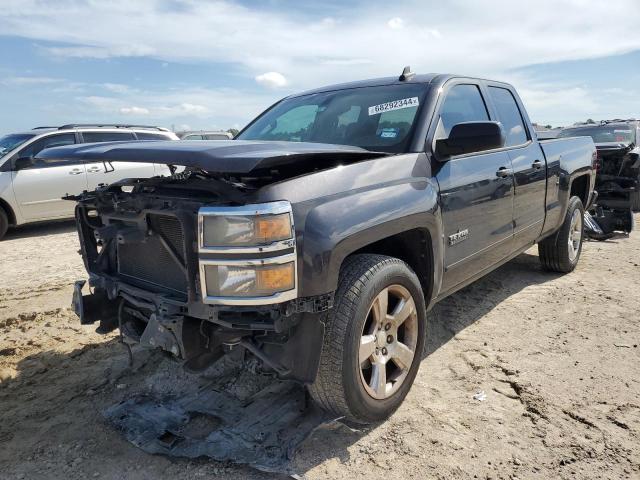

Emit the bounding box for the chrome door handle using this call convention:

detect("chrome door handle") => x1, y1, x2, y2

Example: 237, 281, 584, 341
68, 169, 83, 175
87, 167, 102, 173
531, 160, 543, 170
496, 167, 513, 178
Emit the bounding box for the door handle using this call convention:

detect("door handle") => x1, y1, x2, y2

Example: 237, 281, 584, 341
531, 160, 543, 170
496, 167, 513, 178
87, 167, 102, 173
68, 169, 83, 175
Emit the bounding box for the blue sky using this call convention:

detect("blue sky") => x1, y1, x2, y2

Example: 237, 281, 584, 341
1, 0, 639, 134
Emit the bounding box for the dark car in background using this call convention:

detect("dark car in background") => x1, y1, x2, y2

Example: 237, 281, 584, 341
559, 120, 640, 211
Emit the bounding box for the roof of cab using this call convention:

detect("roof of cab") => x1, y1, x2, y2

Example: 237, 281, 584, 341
288, 73, 442, 98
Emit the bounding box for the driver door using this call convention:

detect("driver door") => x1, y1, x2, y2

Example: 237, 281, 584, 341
11, 133, 87, 221
432, 83, 515, 293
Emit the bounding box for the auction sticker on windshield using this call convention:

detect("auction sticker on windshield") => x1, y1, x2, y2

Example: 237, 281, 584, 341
368, 97, 419, 116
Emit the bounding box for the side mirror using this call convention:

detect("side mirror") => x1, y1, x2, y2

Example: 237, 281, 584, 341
435, 121, 505, 158
14, 156, 35, 171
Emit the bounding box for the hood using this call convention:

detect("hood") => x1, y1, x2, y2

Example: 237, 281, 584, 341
37, 140, 388, 173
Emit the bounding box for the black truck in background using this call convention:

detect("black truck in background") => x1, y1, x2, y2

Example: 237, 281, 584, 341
41, 70, 596, 424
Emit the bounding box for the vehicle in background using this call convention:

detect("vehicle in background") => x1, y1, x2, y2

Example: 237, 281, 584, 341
558, 120, 638, 238
49, 71, 595, 424
0, 124, 179, 240
535, 128, 562, 140
179, 130, 234, 140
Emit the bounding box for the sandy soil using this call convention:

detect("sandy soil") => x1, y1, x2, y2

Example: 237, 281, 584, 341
0, 218, 638, 480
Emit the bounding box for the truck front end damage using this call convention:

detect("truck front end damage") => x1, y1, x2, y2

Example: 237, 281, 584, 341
71, 173, 330, 383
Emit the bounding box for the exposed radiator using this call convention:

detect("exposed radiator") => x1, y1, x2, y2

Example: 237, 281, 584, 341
117, 215, 188, 294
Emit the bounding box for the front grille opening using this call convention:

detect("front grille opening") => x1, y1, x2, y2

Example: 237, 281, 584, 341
117, 214, 188, 295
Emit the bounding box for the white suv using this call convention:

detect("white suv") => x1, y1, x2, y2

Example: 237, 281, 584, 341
0, 124, 179, 239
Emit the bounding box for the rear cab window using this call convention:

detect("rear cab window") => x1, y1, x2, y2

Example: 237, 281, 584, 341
487, 87, 529, 146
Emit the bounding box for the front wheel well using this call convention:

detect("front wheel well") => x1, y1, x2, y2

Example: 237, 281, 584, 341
346, 228, 434, 304
0, 198, 16, 225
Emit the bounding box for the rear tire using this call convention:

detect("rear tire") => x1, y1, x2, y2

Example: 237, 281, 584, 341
308, 254, 427, 424
538, 196, 584, 273
0, 208, 8, 241
631, 189, 640, 212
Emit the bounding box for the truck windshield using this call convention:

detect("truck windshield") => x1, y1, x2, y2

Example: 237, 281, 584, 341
0, 133, 36, 159
237, 84, 426, 153
558, 126, 635, 144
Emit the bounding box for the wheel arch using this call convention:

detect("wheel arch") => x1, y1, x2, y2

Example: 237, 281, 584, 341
0, 197, 16, 225
347, 228, 435, 306
569, 173, 590, 208
297, 180, 444, 304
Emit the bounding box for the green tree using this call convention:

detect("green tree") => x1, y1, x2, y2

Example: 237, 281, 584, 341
227, 128, 239, 137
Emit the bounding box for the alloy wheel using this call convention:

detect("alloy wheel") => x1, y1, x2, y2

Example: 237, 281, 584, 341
359, 284, 419, 400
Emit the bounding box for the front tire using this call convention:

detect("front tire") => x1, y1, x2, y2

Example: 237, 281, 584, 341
538, 196, 584, 273
309, 254, 427, 424
0, 208, 8, 241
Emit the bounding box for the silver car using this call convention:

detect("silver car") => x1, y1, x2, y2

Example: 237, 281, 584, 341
0, 124, 179, 239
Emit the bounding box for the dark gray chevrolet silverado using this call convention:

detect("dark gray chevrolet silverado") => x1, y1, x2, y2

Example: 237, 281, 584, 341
42, 71, 596, 423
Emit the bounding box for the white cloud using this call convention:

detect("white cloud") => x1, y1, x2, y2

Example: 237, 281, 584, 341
387, 17, 404, 30
1, 0, 640, 126
255, 72, 288, 89
425, 28, 442, 39
103, 83, 133, 94
119, 106, 150, 115
44, 44, 156, 59
179, 103, 207, 113
0, 0, 637, 92
1, 76, 62, 85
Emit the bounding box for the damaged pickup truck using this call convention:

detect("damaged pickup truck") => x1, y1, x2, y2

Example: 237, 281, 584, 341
42, 71, 596, 424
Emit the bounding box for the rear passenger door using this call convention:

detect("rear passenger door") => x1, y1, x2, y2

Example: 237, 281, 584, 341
80, 131, 156, 189
431, 82, 515, 293
486, 85, 546, 249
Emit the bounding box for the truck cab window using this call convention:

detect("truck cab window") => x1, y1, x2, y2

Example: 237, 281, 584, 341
488, 87, 528, 146
264, 105, 318, 141
437, 84, 489, 137
237, 84, 425, 153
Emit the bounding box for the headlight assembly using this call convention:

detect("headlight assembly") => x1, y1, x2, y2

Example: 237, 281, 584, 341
199, 201, 294, 250
201, 212, 292, 247
197, 202, 297, 305
202, 260, 295, 298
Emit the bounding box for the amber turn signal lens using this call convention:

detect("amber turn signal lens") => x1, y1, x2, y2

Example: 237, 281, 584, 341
256, 262, 295, 292
255, 214, 292, 243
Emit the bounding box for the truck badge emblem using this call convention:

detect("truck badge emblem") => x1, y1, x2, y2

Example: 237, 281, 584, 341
448, 229, 469, 246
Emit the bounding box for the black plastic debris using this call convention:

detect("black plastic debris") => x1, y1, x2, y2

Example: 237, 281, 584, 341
104, 375, 331, 474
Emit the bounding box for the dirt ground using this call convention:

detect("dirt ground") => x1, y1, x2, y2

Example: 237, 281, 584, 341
0, 218, 638, 480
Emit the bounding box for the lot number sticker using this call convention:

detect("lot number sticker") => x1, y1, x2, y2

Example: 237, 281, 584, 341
368, 97, 419, 116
